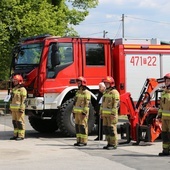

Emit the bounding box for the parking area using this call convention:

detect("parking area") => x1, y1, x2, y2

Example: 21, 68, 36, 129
1, 91, 170, 170
0, 114, 170, 170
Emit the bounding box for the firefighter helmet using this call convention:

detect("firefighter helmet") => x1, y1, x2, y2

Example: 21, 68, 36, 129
76, 76, 87, 86
13, 74, 24, 84
164, 73, 170, 79
103, 76, 115, 87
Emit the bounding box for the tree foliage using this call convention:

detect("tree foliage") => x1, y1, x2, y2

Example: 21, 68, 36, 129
0, 0, 98, 80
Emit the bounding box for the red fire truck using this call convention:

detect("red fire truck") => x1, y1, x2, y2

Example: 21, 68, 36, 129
10, 35, 170, 137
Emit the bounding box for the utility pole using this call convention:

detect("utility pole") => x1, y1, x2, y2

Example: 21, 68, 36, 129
122, 14, 125, 38
103, 30, 108, 38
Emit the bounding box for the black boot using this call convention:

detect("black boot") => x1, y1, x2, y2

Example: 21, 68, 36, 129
103, 144, 110, 149
16, 137, 24, 141
78, 143, 87, 146
94, 136, 103, 141
10, 136, 17, 140
107, 145, 117, 150
158, 151, 169, 156
74, 142, 80, 146
94, 137, 99, 141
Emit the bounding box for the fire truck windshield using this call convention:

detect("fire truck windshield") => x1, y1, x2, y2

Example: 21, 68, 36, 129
16, 43, 43, 65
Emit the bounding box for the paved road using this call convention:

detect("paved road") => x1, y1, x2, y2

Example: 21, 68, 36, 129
0, 114, 170, 170
0, 91, 169, 169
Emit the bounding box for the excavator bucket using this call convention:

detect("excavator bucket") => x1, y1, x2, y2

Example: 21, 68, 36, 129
150, 118, 162, 142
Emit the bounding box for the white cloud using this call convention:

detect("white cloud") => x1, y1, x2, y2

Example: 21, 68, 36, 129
106, 14, 113, 19
139, 0, 167, 8
99, 0, 123, 5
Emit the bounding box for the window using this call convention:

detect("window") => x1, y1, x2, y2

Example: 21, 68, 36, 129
85, 43, 105, 65
47, 42, 73, 78
17, 43, 43, 65
59, 43, 73, 64
47, 43, 73, 70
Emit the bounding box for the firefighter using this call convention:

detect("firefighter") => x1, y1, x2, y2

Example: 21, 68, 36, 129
9, 74, 27, 140
72, 76, 91, 146
158, 73, 170, 156
100, 76, 120, 150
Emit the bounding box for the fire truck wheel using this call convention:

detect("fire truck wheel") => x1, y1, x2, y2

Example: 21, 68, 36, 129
28, 116, 58, 133
57, 98, 95, 137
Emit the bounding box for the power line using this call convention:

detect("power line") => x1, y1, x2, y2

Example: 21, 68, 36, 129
82, 31, 103, 36
121, 14, 170, 38
75, 14, 170, 38
114, 22, 122, 39
75, 15, 170, 27
126, 15, 170, 25
75, 20, 120, 26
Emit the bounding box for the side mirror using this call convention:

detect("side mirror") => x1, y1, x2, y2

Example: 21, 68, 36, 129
51, 51, 60, 68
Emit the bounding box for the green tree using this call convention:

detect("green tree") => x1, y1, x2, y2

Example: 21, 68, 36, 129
0, 0, 98, 80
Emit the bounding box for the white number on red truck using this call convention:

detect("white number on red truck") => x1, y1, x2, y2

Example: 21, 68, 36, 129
126, 54, 160, 101
130, 56, 157, 66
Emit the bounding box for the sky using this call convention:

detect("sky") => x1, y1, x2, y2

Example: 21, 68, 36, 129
73, 0, 170, 42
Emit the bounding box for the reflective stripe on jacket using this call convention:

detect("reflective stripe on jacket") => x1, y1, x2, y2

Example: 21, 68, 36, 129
10, 86, 27, 110
72, 89, 91, 114
162, 110, 170, 117
158, 89, 170, 117
100, 88, 120, 116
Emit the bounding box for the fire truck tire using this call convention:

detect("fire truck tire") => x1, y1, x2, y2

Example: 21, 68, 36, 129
57, 98, 95, 137
28, 116, 58, 133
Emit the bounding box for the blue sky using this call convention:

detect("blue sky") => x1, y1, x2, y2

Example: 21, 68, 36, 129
73, 0, 170, 41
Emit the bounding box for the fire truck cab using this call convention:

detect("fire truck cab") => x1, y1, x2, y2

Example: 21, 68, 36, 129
11, 35, 113, 136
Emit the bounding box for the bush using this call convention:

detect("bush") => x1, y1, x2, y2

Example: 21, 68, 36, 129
0, 81, 8, 90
